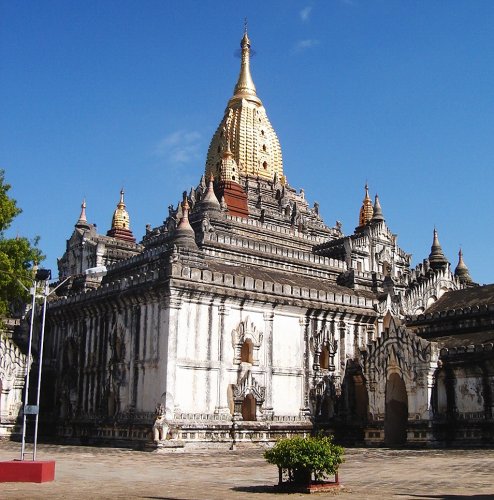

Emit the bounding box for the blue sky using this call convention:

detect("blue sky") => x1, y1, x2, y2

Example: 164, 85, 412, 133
1, 0, 493, 283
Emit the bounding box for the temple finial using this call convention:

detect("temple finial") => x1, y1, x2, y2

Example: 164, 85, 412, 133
106, 188, 135, 243
79, 199, 87, 222
173, 194, 197, 248
76, 198, 90, 229
358, 184, 373, 228
455, 247, 473, 285
200, 174, 221, 211
233, 26, 258, 102
371, 194, 385, 223
428, 228, 448, 270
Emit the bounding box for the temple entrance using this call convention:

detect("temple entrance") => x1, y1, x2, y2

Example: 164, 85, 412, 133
241, 394, 256, 421
384, 373, 408, 446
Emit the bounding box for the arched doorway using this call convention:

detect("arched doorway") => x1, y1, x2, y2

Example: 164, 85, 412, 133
384, 372, 408, 446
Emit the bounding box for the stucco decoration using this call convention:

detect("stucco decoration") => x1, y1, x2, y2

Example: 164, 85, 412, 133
0, 335, 28, 434
232, 370, 266, 419
232, 317, 263, 365
364, 316, 438, 422
400, 268, 459, 316
310, 324, 339, 376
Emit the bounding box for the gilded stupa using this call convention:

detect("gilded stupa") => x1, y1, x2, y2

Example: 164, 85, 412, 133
205, 29, 283, 183
106, 189, 135, 243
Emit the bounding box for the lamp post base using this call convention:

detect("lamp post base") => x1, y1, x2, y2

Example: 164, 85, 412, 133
0, 460, 55, 483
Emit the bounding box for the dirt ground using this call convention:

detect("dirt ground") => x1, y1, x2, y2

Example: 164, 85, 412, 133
0, 440, 493, 499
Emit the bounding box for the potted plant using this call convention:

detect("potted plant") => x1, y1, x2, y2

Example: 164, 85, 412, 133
264, 434, 344, 492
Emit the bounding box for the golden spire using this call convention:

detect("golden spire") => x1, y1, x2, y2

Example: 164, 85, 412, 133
111, 189, 131, 230
106, 189, 136, 242
232, 25, 260, 105
358, 184, 374, 227
205, 29, 283, 182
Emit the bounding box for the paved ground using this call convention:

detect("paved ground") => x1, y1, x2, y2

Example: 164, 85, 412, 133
0, 441, 493, 499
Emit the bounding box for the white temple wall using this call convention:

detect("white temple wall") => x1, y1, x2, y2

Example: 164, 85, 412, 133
271, 311, 305, 415
272, 314, 302, 368
272, 374, 303, 415
173, 296, 225, 414
175, 366, 218, 414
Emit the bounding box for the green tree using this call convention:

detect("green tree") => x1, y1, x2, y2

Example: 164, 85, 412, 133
0, 170, 43, 317
264, 434, 344, 484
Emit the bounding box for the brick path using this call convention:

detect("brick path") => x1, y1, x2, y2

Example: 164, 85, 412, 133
0, 441, 493, 499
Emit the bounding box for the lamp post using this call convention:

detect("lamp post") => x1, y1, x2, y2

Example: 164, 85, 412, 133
20, 269, 71, 461
20, 268, 51, 460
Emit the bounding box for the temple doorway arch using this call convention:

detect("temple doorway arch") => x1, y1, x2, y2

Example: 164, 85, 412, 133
384, 372, 408, 446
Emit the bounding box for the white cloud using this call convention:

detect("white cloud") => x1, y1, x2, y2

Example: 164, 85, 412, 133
300, 6, 313, 22
294, 39, 320, 53
155, 130, 202, 164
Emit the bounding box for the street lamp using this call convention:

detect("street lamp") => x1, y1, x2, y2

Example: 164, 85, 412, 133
21, 269, 71, 461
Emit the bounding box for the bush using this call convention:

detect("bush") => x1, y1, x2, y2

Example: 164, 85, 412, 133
264, 434, 344, 484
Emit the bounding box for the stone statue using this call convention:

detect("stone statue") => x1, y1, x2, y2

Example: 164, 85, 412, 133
152, 403, 169, 442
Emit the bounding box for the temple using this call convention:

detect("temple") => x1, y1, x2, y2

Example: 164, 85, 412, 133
22, 31, 493, 448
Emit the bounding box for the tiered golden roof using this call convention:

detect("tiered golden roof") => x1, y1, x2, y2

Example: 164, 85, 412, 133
205, 30, 283, 182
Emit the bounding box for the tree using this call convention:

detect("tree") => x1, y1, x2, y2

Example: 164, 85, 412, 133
264, 434, 344, 485
0, 170, 43, 317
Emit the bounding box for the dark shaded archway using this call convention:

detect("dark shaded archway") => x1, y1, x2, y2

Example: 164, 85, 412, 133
340, 361, 369, 425
384, 372, 408, 446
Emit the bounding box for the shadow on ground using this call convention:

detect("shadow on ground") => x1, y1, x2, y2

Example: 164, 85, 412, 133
398, 495, 494, 499
231, 485, 283, 494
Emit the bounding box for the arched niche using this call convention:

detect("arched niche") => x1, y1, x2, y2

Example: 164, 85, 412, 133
241, 394, 257, 421
232, 318, 263, 366
319, 345, 330, 370
240, 339, 254, 364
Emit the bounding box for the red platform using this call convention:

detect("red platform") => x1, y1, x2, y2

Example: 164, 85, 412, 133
0, 460, 55, 483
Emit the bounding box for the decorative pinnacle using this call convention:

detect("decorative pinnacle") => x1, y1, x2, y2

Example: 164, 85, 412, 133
372, 194, 385, 223
358, 183, 374, 227
79, 199, 87, 222
182, 196, 190, 218
429, 228, 448, 270
175, 195, 195, 238
233, 27, 258, 101
455, 247, 473, 284
76, 198, 90, 228
110, 188, 131, 231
